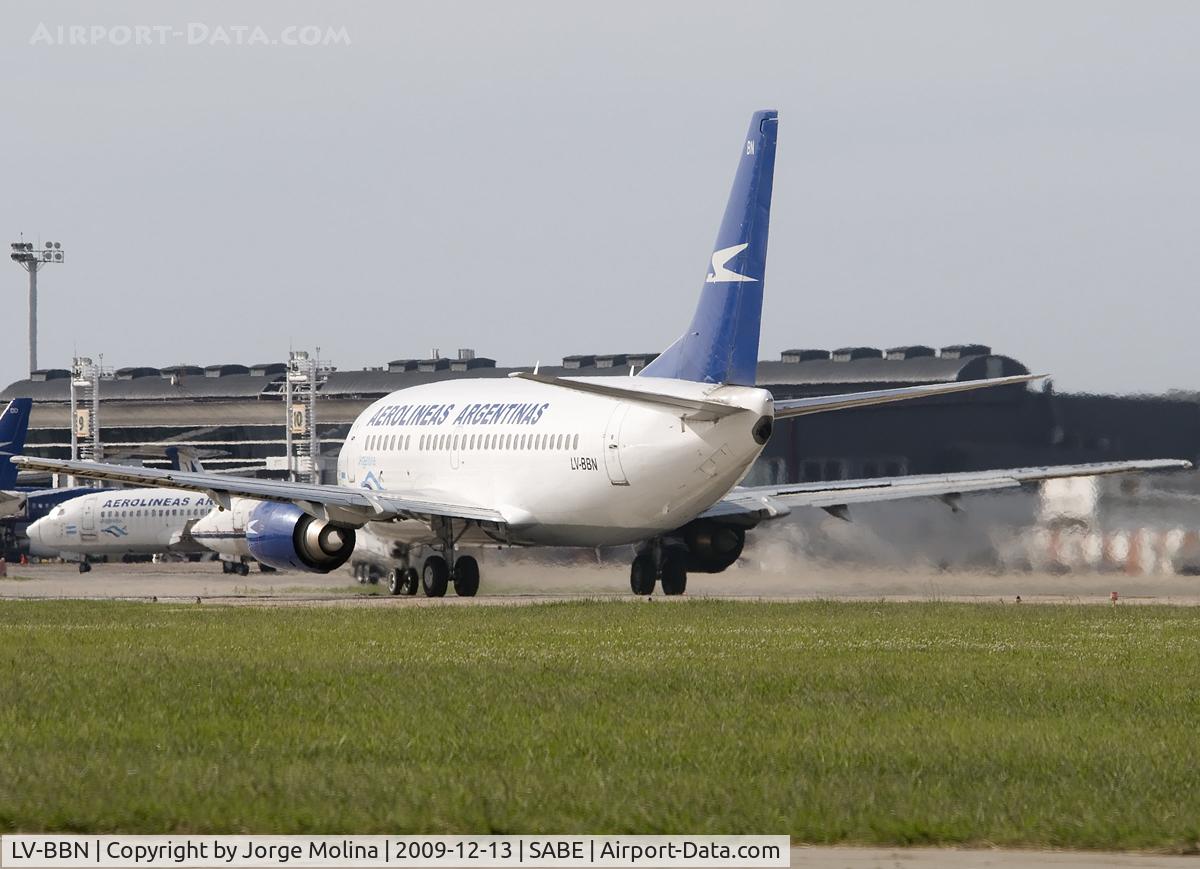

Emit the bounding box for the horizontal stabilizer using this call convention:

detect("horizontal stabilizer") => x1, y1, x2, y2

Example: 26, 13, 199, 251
774, 374, 1043, 419
509, 372, 747, 418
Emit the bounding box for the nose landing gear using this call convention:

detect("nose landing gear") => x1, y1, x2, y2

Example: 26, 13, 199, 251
386, 566, 419, 596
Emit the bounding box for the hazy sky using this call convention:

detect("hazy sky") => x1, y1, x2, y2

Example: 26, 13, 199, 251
2, 1, 1197, 394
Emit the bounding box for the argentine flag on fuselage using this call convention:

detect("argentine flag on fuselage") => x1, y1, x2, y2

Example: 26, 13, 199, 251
640, 109, 778, 386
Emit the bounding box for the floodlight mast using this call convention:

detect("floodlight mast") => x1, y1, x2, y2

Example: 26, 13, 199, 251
9, 238, 66, 373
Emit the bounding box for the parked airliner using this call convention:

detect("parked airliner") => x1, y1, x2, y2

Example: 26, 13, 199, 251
14, 110, 1188, 596
1, 397, 115, 524
0, 398, 31, 518
28, 488, 216, 571
25, 450, 225, 571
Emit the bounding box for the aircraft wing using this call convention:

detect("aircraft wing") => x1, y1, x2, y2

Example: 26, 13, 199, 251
773, 374, 1042, 419
8, 457, 504, 527
703, 459, 1192, 524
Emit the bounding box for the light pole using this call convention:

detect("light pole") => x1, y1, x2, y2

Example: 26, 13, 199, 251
10, 239, 66, 374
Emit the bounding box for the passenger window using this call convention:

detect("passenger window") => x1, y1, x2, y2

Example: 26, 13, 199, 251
405, 436, 410, 450
556, 434, 564, 450
469, 434, 476, 450
506, 434, 513, 450
419, 435, 425, 450
572, 434, 579, 450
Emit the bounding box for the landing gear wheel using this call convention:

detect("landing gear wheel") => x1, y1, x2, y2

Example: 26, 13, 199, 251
387, 568, 404, 596
354, 564, 367, 584
78, 561, 92, 574
400, 567, 419, 596
453, 555, 480, 597
659, 556, 687, 596
630, 553, 656, 595
259, 563, 276, 574
367, 568, 380, 585
422, 555, 450, 598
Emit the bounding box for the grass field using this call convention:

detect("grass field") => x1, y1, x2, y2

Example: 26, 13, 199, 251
0, 599, 1198, 849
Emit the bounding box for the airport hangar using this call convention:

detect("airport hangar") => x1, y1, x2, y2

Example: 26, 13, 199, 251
3, 343, 1198, 489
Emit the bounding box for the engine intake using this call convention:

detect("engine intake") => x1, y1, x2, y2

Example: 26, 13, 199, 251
246, 502, 356, 573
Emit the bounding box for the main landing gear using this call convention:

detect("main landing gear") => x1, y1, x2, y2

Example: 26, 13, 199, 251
419, 553, 480, 597
384, 523, 482, 598
630, 544, 687, 596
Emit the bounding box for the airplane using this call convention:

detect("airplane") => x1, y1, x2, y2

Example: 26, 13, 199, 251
0, 398, 33, 517
0, 397, 126, 529
191, 497, 382, 579
24, 448, 224, 571
12, 110, 1190, 596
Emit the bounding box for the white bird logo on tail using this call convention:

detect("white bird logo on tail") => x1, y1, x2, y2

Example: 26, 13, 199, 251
706, 243, 757, 283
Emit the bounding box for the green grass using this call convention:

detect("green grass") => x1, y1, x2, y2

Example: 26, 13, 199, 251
0, 600, 1198, 849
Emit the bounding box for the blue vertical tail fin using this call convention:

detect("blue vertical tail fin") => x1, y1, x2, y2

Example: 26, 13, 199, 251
0, 398, 32, 489
639, 109, 778, 385
166, 446, 206, 473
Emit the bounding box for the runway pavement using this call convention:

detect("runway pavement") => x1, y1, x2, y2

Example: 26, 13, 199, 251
3, 558, 1200, 605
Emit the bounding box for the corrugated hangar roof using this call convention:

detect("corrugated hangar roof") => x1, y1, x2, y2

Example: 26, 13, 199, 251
1, 345, 1029, 404
2, 370, 285, 402
757, 348, 1028, 389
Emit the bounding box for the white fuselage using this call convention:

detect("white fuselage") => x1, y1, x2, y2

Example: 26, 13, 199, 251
334, 376, 773, 547
26, 488, 215, 557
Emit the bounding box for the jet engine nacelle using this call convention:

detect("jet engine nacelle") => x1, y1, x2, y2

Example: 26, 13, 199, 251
246, 502, 356, 573
679, 519, 745, 573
